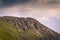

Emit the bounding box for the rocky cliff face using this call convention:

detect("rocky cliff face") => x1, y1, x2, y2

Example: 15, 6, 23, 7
0, 16, 60, 40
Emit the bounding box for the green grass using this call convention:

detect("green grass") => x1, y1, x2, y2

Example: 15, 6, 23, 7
0, 19, 20, 40
0, 19, 45, 40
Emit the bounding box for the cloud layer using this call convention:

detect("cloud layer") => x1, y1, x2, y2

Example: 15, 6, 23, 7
0, 0, 60, 33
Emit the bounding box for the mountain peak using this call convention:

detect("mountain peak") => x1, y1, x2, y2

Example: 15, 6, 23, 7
0, 16, 60, 40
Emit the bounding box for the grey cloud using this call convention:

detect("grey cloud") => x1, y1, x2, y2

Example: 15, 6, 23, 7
0, 0, 60, 7
0, 0, 37, 7
0, 0, 37, 6
0, 0, 60, 33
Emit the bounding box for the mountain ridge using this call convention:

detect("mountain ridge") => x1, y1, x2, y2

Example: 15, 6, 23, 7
0, 16, 60, 40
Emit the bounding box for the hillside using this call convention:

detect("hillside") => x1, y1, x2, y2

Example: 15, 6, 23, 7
0, 16, 60, 40
0, 18, 20, 40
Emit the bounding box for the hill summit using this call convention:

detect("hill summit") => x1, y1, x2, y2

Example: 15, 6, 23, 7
0, 16, 60, 40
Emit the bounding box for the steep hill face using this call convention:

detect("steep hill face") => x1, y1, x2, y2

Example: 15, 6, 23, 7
0, 16, 60, 40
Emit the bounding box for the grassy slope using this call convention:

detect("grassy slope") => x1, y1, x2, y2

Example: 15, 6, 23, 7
0, 19, 20, 40
0, 19, 44, 40
0, 17, 60, 40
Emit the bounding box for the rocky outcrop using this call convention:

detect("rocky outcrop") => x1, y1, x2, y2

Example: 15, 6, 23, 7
0, 16, 60, 40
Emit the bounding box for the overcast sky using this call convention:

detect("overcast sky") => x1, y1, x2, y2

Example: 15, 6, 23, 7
0, 0, 60, 33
